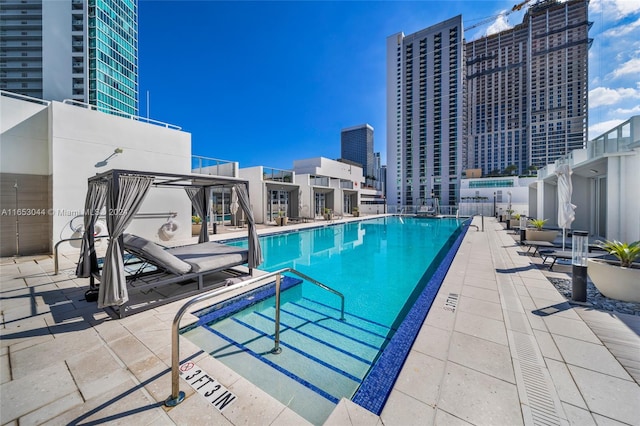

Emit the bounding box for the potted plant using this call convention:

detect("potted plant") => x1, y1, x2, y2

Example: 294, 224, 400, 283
275, 210, 288, 226
352, 206, 360, 217
588, 240, 640, 303
323, 208, 333, 221
505, 209, 514, 221
191, 215, 202, 236
509, 213, 521, 229
525, 218, 558, 242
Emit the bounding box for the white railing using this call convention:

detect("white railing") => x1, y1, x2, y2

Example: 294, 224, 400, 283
62, 98, 182, 130
0, 90, 51, 106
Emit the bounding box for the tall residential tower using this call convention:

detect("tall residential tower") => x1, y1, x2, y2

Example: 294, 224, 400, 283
465, 0, 590, 175
0, 0, 139, 115
386, 16, 464, 208
387, 0, 590, 207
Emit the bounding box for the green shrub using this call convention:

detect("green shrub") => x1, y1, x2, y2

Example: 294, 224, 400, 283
596, 240, 640, 268
528, 218, 547, 230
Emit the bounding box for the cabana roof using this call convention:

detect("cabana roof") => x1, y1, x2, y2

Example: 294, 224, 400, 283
88, 168, 249, 189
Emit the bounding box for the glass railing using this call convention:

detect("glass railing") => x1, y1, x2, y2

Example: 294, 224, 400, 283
387, 204, 460, 216
263, 167, 293, 183
191, 156, 238, 177
310, 176, 330, 187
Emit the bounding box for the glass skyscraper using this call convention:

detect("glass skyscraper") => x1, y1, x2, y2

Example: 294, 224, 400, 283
0, 0, 139, 116
341, 124, 374, 178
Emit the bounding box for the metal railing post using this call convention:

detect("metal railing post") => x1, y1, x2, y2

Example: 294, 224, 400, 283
165, 267, 345, 407
271, 272, 282, 354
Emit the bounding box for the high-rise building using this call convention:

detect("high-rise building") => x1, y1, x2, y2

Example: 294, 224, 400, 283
386, 0, 590, 208
466, 0, 589, 175
386, 16, 464, 208
341, 124, 374, 178
0, 0, 139, 115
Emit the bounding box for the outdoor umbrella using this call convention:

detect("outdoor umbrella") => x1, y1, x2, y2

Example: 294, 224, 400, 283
230, 186, 239, 227
555, 163, 576, 250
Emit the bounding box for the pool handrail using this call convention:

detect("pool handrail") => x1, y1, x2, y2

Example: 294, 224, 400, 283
165, 267, 345, 407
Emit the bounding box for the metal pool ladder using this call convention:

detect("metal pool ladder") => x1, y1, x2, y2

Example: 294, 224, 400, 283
165, 267, 345, 407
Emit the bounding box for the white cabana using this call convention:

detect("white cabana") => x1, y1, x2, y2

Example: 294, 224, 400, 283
77, 169, 262, 314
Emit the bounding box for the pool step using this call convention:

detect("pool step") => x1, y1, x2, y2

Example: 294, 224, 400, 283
201, 297, 393, 403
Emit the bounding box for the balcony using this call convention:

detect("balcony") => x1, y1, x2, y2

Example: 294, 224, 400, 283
262, 167, 293, 183
310, 176, 330, 187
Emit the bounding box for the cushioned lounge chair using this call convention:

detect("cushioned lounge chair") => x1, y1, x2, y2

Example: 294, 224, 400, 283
123, 234, 249, 285
90, 234, 251, 317
538, 249, 606, 270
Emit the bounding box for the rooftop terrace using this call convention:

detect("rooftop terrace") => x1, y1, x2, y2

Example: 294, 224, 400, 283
1, 215, 639, 425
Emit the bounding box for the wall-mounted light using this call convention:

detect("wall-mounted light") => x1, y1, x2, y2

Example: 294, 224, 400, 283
95, 148, 124, 168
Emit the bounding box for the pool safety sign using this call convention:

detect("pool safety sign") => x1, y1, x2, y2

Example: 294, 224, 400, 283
180, 362, 237, 412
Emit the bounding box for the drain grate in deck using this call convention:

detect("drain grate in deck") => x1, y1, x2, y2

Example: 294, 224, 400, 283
511, 323, 563, 426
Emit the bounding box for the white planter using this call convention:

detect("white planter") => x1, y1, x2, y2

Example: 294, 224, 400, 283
525, 229, 558, 242
587, 258, 640, 303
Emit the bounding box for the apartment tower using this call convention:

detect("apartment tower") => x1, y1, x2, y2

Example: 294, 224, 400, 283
465, 0, 590, 175
386, 16, 464, 208
0, 0, 139, 115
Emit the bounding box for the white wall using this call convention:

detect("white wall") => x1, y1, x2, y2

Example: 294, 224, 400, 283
607, 150, 640, 242
49, 101, 193, 252
293, 157, 363, 183
0, 97, 50, 175
239, 166, 267, 223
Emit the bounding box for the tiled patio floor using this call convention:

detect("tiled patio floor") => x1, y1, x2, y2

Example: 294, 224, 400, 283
1, 216, 639, 425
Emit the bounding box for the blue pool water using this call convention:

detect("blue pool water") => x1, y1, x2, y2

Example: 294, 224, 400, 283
182, 216, 468, 423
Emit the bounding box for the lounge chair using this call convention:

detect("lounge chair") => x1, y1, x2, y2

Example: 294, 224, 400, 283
95, 234, 250, 317
123, 234, 248, 283
538, 249, 606, 270
522, 240, 556, 256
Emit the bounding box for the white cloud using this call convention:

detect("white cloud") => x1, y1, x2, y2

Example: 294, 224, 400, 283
614, 105, 640, 114
589, 86, 640, 107
589, 119, 625, 139
590, 0, 640, 20
612, 57, 640, 78
485, 13, 512, 36
603, 17, 640, 37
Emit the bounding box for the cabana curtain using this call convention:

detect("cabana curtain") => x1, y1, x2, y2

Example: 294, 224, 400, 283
233, 184, 263, 269
99, 174, 153, 308
185, 187, 210, 243
76, 181, 108, 277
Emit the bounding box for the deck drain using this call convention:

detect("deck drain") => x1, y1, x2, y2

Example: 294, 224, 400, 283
512, 331, 562, 426
443, 293, 459, 312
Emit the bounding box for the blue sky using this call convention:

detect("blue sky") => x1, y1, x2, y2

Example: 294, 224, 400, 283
138, 0, 640, 170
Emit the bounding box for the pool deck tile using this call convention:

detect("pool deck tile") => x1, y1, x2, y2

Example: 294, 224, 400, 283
1, 216, 639, 425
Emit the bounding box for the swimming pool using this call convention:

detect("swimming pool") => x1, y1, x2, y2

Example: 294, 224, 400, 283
181, 216, 469, 423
